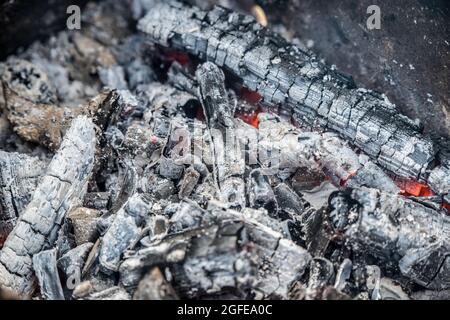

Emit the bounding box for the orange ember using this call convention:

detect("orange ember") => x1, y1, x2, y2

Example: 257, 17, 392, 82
236, 111, 260, 128
397, 179, 435, 197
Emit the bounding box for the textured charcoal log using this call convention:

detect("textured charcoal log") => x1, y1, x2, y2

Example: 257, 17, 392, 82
196, 62, 246, 209
32, 249, 65, 300
0, 151, 47, 241
196, 62, 234, 129
0, 116, 96, 297
98, 194, 152, 273
328, 187, 450, 289
138, 0, 436, 180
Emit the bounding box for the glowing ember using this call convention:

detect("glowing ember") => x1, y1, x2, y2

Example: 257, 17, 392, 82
443, 202, 450, 213
237, 111, 260, 128
396, 179, 435, 197
166, 51, 190, 66
240, 87, 262, 104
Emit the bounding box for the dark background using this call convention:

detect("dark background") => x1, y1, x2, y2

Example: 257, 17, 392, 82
1, 0, 449, 140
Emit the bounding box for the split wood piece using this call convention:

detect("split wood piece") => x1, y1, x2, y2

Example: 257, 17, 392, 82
32, 249, 65, 300
0, 116, 96, 297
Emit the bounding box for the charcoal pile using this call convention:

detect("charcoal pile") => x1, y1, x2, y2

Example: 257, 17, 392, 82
0, 0, 449, 300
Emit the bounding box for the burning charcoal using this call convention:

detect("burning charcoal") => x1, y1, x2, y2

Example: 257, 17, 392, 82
196, 62, 234, 129
167, 200, 311, 299
0, 116, 96, 297
257, 113, 399, 193
138, 0, 436, 180
32, 249, 65, 300
98, 194, 152, 273
274, 183, 312, 219
57, 242, 94, 294
0, 151, 47, 241
247, 169, 277, 213
196, 62, 246, 209
119, 233, 188, 288
178, 167, 200, 199
328, 187, 450, 289
301, 257, 335, 300
133, 267, 178, 300
68, 208, 101, 246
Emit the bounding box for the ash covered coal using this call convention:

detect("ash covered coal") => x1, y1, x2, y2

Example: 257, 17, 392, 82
0, 0, 449, 300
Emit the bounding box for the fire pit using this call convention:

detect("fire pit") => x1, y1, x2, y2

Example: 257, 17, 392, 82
0, 0, 449, 300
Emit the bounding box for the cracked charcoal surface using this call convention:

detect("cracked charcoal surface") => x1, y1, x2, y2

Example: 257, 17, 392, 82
0, 151, 48, 240
0, 116, 96, 297
328, 187, 450, 289
137, 0, 436, 181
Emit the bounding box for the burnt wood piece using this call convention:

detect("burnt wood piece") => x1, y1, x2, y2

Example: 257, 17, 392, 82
196, 62, 246, 210
254, 113, 399, 193
124, 200, 312, 299
0, 116, 96, 297
98, 194, 152, 274
138, 0, 436, 181
328, 187, 450, 290
0, 151, 47, 240
32, 249, 65, 300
